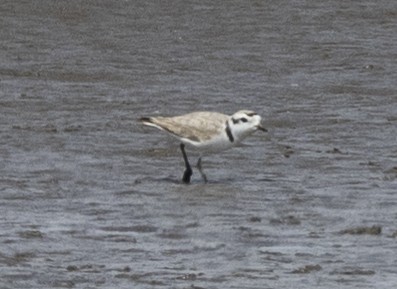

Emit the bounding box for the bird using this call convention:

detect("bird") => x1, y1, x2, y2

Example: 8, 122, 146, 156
139, 110, 267, 184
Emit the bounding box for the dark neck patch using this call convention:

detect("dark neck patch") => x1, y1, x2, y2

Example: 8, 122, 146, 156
225, 121, 234, 143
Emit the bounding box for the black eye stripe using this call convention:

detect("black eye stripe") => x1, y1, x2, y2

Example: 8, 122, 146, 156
232, 115, 255, 124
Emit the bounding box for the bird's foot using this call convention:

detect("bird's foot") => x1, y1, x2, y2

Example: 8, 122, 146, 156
182, 167, 193, 184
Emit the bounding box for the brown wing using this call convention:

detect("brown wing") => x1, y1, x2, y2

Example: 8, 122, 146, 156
150, 112, 228, 142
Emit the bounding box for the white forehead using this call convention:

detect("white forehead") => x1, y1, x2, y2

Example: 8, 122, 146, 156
233, 110, 259, 118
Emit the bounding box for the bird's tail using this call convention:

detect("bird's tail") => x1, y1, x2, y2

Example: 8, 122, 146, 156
139, 117, 153, 125
139, 117, 163, 130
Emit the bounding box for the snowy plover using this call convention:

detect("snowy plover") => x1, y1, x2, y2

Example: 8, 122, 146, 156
140, 110, 267, 183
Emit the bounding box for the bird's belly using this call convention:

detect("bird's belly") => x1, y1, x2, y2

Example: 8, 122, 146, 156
182, 136, 235, 153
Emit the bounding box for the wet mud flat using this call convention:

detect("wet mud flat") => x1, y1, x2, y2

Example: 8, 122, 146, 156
1, 0, 397, 288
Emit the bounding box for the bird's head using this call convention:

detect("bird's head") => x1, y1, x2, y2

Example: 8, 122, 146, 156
229, 110, 267, 141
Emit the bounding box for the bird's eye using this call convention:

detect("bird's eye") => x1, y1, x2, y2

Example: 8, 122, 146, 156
241, 118, 248, 123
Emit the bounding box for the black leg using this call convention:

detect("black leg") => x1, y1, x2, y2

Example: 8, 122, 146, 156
180, 143, 192, 184
196, 157, 208, 183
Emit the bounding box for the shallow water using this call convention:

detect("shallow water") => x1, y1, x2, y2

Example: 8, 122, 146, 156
1, 0, 397, 288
